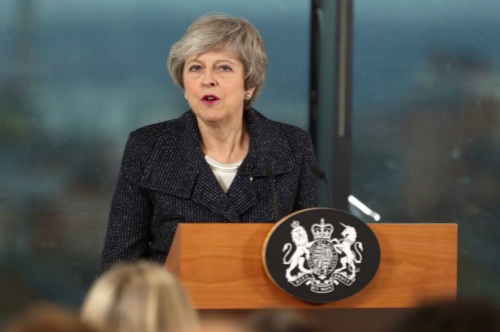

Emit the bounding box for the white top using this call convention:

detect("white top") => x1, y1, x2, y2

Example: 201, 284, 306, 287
204, 155, 243, 193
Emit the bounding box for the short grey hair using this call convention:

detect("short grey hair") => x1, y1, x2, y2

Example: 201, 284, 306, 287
167, 14, 268, 109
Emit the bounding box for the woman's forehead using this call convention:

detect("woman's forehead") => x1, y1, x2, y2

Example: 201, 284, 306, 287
187, 49, 240, 63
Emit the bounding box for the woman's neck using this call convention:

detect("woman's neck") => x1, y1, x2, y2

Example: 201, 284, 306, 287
197, 117, 249, 164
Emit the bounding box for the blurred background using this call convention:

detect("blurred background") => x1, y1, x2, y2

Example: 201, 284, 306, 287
0, 0, 499, 320
0, 0, 310, 318
351, 0, 500, 301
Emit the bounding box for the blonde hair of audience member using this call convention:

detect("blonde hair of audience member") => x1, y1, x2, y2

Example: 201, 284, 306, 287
4, 304, 99, 332
81, 261, 198, 332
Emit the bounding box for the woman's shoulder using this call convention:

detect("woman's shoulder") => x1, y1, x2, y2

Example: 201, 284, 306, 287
250, 109, 312, 143
248, 109, 315, 165
275, 121, 311, 142
128, 111, 191, 143
131, 118, 183, 139
121, 113, 189, 157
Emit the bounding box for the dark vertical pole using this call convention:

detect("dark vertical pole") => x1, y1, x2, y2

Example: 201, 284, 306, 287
17, 0, 36, 88
309, 0, 322, 146
333, 0, 354, 211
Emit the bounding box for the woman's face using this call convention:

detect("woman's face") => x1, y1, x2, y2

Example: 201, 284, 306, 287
183, 49, 255, 125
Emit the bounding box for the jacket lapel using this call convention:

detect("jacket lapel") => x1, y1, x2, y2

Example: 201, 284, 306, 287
226, 109, 298, 216
226, 168, 258, 216
140, 110, 239, 222
241, 108, 298, 177
140, 109, 298, 222
191, 158, 240, 223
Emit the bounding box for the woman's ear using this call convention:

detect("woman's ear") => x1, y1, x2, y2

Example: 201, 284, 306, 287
247, 86, 256, 96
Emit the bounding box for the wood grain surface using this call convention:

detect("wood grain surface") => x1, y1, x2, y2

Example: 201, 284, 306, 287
165, 223, 457, 309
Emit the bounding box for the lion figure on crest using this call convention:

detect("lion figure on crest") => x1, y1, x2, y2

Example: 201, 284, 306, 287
283, 221, 313, 282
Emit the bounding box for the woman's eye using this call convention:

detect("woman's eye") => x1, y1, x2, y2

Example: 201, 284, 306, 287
189, 65, 201, 71
219, 65, 232, 71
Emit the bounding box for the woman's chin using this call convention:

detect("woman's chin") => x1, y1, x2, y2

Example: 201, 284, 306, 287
195, 109, 227, 124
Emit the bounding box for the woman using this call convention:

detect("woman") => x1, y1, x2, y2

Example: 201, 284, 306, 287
101, 14, 318, 272
82, 261, 198, 332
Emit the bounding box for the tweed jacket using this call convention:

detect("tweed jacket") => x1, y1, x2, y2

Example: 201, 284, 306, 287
100, 108, 319, 272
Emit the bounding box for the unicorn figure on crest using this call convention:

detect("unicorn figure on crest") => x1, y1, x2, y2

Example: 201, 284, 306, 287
331, 223, 363, 279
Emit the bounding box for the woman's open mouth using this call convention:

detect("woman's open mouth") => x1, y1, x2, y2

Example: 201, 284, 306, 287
201, 95, 221, 105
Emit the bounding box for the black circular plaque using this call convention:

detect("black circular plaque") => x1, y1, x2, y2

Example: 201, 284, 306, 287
263, 208, 381, 303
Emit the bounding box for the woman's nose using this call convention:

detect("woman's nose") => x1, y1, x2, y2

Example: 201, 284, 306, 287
202, 80, 216, 87
201, 70, 217, 87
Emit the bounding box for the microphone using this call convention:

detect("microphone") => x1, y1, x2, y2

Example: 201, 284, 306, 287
238, 164, 253, 181
265, 163, 279, 223
238, 164, 253, 174
310, 165, 334, 208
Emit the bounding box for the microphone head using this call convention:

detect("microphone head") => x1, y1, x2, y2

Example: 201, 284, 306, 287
310, 165, 326, 179
264, 163, 275, 178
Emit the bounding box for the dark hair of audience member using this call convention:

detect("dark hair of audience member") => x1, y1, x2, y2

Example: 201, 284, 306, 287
246, 309, 319, 332
3, 304, 100, 332
386, 299, 500, 332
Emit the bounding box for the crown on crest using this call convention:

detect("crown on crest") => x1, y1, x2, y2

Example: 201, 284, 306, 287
291, 220, 301, 228
311, 218, 333, 240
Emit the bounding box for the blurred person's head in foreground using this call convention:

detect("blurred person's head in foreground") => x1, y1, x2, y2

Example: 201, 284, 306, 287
81, 261, 198, 332
387, 299, 500, 332
4, 304, 98, 332
247, 309, 319, 332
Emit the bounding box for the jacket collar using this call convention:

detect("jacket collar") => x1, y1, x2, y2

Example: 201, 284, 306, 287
242, 108, 297, 177
140, 109, 297, 222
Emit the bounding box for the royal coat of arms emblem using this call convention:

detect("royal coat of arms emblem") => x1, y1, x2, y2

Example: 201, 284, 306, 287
263, 208, 380, 303
283, 218, 363, 293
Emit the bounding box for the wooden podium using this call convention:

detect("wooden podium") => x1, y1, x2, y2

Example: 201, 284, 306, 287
165, 223, 457, 331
